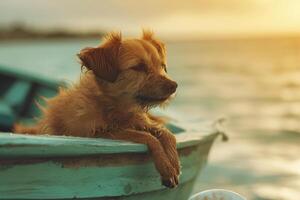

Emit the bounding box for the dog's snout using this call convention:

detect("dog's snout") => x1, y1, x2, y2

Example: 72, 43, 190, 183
163, 80, 178, 94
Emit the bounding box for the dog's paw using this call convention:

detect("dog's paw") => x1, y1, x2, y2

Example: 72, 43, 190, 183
161, 162, 179, 188
160, 164, 179, 188
162, 175, 179, 188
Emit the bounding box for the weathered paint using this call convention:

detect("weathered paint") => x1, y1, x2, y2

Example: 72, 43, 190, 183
0, 121, 223, 200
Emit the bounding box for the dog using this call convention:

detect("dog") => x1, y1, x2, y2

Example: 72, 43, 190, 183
14, 30, 180, 188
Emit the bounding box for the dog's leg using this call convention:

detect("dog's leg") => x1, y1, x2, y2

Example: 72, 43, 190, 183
98, 129, 178, 188
148, 127, 181, 176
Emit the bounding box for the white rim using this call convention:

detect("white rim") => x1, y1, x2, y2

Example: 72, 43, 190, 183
189, 189, 246, 200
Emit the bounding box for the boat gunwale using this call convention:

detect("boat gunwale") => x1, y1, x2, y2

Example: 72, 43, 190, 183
0, 121, 222, 158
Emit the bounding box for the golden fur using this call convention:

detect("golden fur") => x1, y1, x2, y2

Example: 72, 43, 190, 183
14, 30, 180, 188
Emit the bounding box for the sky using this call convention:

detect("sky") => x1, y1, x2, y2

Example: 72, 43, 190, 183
1, 0, 300, 39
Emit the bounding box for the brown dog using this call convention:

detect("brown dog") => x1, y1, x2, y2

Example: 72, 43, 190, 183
14, 30, 180, 188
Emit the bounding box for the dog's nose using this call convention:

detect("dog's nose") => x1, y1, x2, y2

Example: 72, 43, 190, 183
164, 80, 178, 94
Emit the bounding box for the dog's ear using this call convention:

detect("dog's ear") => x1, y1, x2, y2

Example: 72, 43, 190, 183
78, 32, 121, 82
142, 29, 166, 58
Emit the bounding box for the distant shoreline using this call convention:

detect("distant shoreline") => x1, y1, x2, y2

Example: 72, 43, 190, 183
0, 25, 104, 41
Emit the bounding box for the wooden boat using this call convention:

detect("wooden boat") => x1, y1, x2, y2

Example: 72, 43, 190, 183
0, 65, 225, 200
0, 64, 62, 131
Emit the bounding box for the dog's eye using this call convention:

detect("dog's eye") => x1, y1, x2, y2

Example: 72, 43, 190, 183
132, 63, 147, 72
162, 63, 167, 73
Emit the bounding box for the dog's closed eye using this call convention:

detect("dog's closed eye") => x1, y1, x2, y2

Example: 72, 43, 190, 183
132, 63, 148, 72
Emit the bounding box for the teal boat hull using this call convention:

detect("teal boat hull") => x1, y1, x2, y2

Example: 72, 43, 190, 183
0, 121, 221, 200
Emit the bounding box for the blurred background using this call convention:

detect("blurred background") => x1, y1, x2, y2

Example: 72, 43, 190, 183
1, 0, 300, 199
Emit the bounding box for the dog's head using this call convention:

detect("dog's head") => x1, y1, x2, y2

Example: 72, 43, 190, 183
78, 30, 177, 108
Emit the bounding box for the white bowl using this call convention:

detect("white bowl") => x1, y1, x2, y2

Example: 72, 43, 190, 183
189, 189, 246, 200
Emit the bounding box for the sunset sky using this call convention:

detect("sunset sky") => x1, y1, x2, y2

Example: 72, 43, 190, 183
1, 0, 300, 39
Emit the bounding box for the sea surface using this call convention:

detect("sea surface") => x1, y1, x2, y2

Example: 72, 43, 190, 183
1, 37, 300, 199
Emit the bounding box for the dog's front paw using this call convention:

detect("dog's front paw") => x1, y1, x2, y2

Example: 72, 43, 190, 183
162, 174, 179, 188
160, 163, 179, 188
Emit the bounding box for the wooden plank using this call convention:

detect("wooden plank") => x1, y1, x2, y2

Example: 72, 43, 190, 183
0, 132, 218, 157
0, 120, 221, 157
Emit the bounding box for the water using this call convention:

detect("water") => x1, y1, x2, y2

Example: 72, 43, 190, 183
1, 38, 300, 199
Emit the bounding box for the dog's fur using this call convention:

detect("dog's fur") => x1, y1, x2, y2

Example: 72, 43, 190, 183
14, 30, 180, 188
